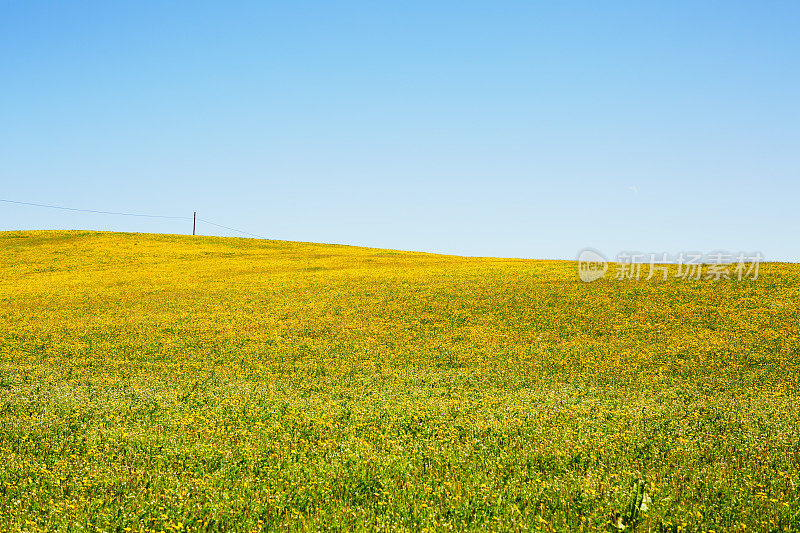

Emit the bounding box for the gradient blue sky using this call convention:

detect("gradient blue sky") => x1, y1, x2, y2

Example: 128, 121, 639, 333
2, 2, 798, 260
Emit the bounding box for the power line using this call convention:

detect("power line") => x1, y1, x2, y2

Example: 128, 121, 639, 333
1, 198, 191, 220
196, 218, 266, 239
1, 198, 267, 240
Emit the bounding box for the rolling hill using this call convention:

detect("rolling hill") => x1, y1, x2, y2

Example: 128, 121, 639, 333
1, 230, 798, 531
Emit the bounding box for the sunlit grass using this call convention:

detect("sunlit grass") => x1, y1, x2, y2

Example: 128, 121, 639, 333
1, 230, 798, 531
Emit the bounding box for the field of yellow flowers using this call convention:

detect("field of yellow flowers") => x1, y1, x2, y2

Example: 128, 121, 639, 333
1, 230, 798, 531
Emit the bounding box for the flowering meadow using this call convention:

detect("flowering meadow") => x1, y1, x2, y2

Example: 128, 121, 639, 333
1, 230, 798, 532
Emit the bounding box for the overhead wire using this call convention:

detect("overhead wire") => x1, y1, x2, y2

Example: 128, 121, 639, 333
1, 198, 266, 239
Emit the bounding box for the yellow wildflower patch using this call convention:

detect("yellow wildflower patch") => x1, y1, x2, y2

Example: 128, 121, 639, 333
0, 230, 798, 531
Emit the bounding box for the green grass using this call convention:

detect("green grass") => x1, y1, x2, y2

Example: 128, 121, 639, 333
0, 230, 798, 531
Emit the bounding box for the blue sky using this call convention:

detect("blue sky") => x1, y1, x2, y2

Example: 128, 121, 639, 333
2, 1, 798, 260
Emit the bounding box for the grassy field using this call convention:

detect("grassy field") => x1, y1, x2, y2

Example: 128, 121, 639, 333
1, 230, 798, 532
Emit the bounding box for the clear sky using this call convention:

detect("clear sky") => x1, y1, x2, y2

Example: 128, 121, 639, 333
2, 2, 798, 260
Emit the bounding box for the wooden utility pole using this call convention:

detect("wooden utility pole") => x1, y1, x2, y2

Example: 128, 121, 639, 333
193, 212, 196, 235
